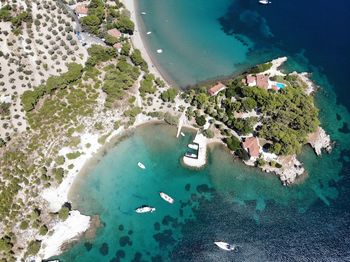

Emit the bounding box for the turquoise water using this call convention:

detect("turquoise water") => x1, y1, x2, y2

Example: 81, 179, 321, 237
136, 0, 254, 87
56, 0, 350, 260
57, 113, 350, 260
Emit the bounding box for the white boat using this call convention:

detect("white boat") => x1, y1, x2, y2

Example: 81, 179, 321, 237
156, 49, 163, 54
135, 205, 156, 213
214, 241, 236, 251
138, 162, 146, 169
181, 132, 185, 137
159, 192, 174, 204
141, 11, 146, 15
259, 0, 271, 4
146, 31, 152, 35
185, 152, 197, 158
188, 143, 199, 150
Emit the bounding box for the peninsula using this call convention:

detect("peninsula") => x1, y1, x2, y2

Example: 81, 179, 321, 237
0, 0, 331, 261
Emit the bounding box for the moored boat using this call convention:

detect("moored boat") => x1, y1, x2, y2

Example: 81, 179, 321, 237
188, 143, 199, 150
259, 0, 271, 4
159, 192, 174, 204
214, 241, 237, 251
135, 205, 156, 213
138, 162, 146, 169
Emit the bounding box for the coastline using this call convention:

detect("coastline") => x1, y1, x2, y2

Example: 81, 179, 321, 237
33, 4, 331, 260
123, 0, 176, 87
37, 116, 162, 260
35, 1, 180, 259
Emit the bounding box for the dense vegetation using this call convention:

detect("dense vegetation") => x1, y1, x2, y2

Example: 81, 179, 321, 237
80, 0, 134, 37
21, 63, 83, 111
185, 73, 319, 156
1, 42, 143, 260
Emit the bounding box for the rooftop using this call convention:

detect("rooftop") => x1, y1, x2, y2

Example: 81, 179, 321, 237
256, 74, 269, 89
107, 28, 122, 38
75, 5, 89, 15
208, 82, 226, 96
242, 137, 260, 158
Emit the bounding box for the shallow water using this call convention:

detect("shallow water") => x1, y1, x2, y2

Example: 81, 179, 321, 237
57, 0, 350, 261
57, 119, 350, 261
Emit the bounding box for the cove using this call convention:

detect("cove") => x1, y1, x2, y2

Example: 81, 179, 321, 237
57, 120, 350, 261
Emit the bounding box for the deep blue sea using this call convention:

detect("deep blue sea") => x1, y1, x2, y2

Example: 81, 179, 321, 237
57, 0, 350, 261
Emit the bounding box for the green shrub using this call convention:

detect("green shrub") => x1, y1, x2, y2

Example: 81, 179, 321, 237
58, 206, 70, 221
195, 115, 206, 126
66, 152, 81, 160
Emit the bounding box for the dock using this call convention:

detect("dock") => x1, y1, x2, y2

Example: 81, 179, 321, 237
183, 133, 207, 168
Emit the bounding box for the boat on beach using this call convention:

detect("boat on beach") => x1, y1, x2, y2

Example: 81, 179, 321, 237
138, 162, 146, 169
159, 192, 174, 204
135, 205, 156, 213
214, 241, 237, 251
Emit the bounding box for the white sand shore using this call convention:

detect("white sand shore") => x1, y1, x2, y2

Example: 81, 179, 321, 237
123, 0, 169, 84
36, 211, 90, 260
36, 2, 174, 258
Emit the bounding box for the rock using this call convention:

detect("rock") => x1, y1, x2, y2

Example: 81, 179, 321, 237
266, 155, 305, 186
308, 127, 332, 156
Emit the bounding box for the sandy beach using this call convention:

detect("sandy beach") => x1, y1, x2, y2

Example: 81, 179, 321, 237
123, 0, 174, 86
34, 1, 176, 259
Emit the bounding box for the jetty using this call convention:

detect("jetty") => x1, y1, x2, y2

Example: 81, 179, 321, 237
176, 111, 187, 138
183, 133, 207, 168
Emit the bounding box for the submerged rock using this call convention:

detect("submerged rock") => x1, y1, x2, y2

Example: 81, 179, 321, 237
84, 242, 92, 251
99, 242, 109, 256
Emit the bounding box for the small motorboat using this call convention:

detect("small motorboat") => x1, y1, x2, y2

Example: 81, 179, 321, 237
214, 241, 237, 251
185, 152, 197, 158
141, 11, 146, 15
138, 162, 146, 169
181, 132, 185, 137
259, 0, 271, 4
135, 205, 156, 213
188, 143, 199, 150
159, 192, 174, 204
146, 31, 152, 35
156, 49, 163, 54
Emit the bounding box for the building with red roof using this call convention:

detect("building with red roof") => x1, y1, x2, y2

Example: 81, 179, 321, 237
256, 74, 269, 89
246, 75, 256, 86
75, 5, 89, 18
242, 137, 260, 159
107, 28, 122, 38
113, 43, 123, 52
208, 82, 227, 96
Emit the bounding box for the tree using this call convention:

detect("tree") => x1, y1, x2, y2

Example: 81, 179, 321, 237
27, 240, 41, 255
224, 136, 241, 151
242, 97, 257, 111
195, 115, 206, 126
0, 236, 13, 252
104, 33, 118, 45
58, 206, 70, 221
39, 225, 48, 235
130, 49, 147, 70
161, 88, 178, 102
195, 93, 208, 108
81, 15, 101, 27
0, 5, 11, 22
120, 42, 131, 56
115, 15, 134, 34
